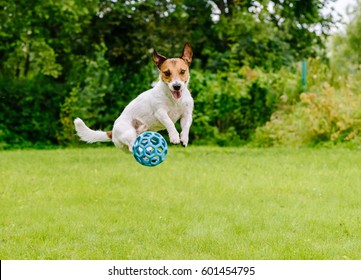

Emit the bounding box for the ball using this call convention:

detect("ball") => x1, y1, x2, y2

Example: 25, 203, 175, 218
132, 132, 168, 167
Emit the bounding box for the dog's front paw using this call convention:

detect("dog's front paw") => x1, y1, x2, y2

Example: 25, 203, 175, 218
169, 132, 181, 145
180, 131, 189, 147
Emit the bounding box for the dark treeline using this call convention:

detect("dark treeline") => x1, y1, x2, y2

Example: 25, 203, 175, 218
0, 0, 340, 148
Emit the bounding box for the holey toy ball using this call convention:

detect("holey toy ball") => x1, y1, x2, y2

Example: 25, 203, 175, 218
132, 132, 168, 167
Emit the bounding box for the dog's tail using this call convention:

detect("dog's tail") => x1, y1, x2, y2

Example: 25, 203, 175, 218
74, 118, 112, 143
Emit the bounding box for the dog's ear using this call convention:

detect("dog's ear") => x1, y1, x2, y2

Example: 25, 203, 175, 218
153, 50, 167, 69
180, 42, 193, 66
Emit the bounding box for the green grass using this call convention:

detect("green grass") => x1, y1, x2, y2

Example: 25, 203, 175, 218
1, 146, 360, 259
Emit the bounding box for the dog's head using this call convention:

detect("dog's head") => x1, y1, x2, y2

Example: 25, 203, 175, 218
153, 42, 193, 100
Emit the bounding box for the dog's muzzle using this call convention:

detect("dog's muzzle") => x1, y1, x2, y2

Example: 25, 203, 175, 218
171, 83, 182, 100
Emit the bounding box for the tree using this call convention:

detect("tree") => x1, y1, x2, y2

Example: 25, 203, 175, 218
209, 0, 338, 70
0, 0, 342, 147
89, 0, 214, 70
0, 0, 98, 79
330, 0, 361, 75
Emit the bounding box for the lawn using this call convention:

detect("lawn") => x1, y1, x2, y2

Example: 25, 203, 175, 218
0, 146, 360, 259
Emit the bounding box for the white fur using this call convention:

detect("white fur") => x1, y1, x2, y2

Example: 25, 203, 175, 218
73, 118, 111, 143
74, 67, 193, 152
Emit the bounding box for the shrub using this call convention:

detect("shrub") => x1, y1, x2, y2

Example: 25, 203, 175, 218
58, 44, 157, 144
253, 83, 361, 147
0, 76, 67, 149
58, 44, 114, 143
190, 67, 301, 145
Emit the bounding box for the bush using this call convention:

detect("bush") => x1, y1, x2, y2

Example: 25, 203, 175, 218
0, 43, 157, 149
190, 67, 301, 146
0, 76, 67, 149
59, 44, 114, 143
253, 82, 361, 147
58, 44, 156, 144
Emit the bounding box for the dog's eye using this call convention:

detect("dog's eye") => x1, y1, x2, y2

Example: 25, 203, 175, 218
163, 71, 171, 77
180, 69, 186, 75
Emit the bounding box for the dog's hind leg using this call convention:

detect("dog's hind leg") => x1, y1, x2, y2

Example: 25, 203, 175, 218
112, 123, 137, 152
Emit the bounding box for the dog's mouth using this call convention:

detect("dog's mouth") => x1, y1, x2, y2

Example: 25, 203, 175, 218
171, 90, 182, 100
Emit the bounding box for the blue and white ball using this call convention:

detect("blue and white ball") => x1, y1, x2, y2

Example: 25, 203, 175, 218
132, 132, 168, 167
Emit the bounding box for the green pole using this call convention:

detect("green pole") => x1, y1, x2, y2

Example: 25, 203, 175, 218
301, 60, 307, 90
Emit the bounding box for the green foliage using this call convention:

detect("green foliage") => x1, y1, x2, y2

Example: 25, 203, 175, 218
59, 43, 114, 143
268, 0, 335, 59
253, 58, 361, 147
213, 10, 292, 70
207, 0, 336, 70
253, 0, 361, 149
92, 0, 214, 69
0, 0, 347, 148
59, 43, 157, 143
0, 76, 67, 149
190, 67, 301, 145
254, 87, 361, 147
0, 0, 98, 79
330, 1, 361, 76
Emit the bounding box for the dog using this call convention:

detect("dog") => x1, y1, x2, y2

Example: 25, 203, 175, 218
74, 42, 193, 152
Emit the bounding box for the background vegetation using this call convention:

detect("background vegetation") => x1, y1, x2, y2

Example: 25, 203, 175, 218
1, 0, 361, 148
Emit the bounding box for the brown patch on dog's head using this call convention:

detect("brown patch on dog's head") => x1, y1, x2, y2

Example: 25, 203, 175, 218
158, 58, 190, 84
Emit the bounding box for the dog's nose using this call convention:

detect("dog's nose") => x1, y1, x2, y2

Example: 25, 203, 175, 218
173, 84, 181, 91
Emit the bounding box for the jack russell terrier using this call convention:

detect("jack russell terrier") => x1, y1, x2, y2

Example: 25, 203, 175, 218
74, 42, 193, 152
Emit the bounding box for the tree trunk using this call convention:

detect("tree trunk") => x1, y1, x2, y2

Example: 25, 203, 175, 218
24, 43, 31, 77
